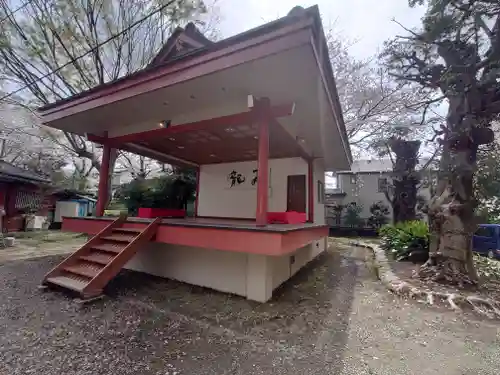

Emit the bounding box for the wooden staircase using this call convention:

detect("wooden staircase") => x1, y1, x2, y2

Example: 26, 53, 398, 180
42, 216, 161, 300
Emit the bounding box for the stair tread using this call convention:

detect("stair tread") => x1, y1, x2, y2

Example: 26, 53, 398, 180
46, 275, 88, 292
80, 253, 113, 265
64, 263, 103, 278
113, 227, 143, 234
101, 235, 136, 243
91, 243, 125, 254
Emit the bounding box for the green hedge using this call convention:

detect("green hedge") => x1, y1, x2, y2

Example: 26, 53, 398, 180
379, 220, 429, 261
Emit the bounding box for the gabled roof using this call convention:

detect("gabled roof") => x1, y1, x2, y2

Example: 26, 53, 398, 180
0, 160, 51, 185
37, 5, 352, 165
148, 23, 212, 67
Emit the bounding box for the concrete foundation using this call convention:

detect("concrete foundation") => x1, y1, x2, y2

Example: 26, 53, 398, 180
125, 237, 326, 302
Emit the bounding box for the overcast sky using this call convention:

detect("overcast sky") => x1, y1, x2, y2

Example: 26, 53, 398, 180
215, 1, 426, 187
216, 0, 426, 59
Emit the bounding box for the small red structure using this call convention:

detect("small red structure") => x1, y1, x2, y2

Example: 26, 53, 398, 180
0, 161, 52, 232
38, 5, 352, 302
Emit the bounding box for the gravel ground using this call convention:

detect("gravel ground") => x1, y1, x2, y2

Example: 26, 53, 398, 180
0, 244, 499, 375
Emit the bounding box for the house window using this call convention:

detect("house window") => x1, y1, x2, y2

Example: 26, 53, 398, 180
15, 190, 43, 211
317, 181, 324, 204
378, 178, 388, 193
350, 175, 357, 184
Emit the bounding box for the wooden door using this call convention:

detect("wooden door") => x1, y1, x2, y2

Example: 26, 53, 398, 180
287, 175, 306, 212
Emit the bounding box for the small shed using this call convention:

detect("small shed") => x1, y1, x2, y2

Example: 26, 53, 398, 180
50, 190, 97, 227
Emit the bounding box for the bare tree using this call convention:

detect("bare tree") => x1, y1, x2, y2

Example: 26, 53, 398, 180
0, 103, 69, 175
383, 0, 500, 285
117, 152, 162, 180
0, 0, 208, 171
327, 32, 439, 156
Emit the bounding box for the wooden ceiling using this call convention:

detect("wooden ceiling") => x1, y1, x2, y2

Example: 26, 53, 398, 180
133, 120, 304, 165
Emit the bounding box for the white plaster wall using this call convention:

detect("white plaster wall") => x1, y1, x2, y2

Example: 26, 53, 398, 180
271, 241, 326, 290
125, 238, 327, 302
125, 243, 248, 296
271, 255, 291, 290
197, 157, 308, 218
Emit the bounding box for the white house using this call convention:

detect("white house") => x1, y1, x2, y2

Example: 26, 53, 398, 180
327, 159, 434, 220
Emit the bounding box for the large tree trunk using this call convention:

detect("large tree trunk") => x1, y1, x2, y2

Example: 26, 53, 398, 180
392, 177, 419, 223
418, 96, 493, 285
389, 139, 420, 223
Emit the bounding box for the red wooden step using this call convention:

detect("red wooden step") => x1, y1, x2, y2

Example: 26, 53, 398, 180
91, 243, 125, 254
101, 234, 136, 243
80, 253, 114, 265
112, 227, 143, 234
46, 275, 88, 292
64, 262, 103, 278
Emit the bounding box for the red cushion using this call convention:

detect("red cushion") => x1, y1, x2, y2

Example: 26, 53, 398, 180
138, 208, 186, 218
267, 211, 306, 224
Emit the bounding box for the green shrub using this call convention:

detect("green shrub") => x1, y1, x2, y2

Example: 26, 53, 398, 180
343, 202, 363, 227
367, 201, 390, 228
116, 174, 196, 215
379, 220, 429, 261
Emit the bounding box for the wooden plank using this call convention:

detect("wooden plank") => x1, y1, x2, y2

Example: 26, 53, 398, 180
45, 275, 87, 292
64, 263, 102, 279
91, 243, 124, 254
80, 253, 113, 265
101, 234, 135, 243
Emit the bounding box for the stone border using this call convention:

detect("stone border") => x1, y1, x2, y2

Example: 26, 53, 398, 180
349, 240, 500, 320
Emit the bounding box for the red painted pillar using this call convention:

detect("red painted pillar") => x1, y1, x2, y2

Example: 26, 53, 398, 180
255, 98, 270, 226
95, 143, 112, 217
308, 159, 314, 223
194, 166, 200, 217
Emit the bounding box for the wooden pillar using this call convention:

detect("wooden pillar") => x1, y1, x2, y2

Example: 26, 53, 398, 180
308, 159, 314, 223
255, 98, 270, 226
95, 142, 112, 217
194, 166, 200, 217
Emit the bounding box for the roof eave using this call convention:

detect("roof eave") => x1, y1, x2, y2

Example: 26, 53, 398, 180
37, 8, 319, 114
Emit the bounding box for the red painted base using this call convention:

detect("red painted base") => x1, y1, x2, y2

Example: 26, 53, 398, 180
62, 217, 327, 256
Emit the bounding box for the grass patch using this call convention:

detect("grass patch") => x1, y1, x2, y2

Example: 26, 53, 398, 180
7, 230, 83, 243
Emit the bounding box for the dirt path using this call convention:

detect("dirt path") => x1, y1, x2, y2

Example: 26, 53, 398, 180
0, 242, 498, 374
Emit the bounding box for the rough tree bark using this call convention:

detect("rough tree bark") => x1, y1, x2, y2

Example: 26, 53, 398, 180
418, 95, 494, 285
385, 138, 421, 223
382, 0, 500, 287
